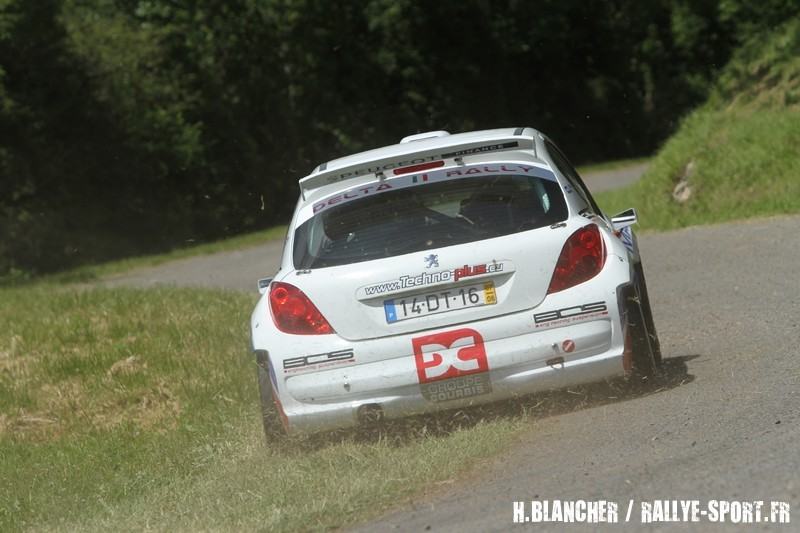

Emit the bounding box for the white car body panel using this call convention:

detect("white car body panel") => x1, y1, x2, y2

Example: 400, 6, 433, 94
251, 127, 642, 434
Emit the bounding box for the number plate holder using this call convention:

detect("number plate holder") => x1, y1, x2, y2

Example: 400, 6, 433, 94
384, 282, 496, 323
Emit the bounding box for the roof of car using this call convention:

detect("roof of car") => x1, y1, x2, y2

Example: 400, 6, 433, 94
299, 127, 544, 197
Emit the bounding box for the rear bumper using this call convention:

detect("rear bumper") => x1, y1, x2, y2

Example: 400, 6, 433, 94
254, 252, 635, 435
272, 310, 625, 434
289, 342, 623, 434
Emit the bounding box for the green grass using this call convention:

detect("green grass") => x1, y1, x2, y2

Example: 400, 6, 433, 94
56, 415, 522, 532
0, 285, 534, 531
595, 19, 800, 230
5, 20, 798, 531
596, 107, 800, 229
0, 286, 255, 529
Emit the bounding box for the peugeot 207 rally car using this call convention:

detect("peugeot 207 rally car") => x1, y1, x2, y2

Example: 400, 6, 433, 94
250, 127, 661, 438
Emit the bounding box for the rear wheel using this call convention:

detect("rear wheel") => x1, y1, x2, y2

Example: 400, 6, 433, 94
635, 264, 662, 365
255, 352, 287, 442
626, 273, 661, 379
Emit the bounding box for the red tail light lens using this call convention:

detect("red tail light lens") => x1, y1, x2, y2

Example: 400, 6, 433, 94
269, 282, 334, 335
547, 224, 606, 294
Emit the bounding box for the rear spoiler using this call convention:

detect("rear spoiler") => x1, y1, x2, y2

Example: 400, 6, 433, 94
298, 135, 536, 197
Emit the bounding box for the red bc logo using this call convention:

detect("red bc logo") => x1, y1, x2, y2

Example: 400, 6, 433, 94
412, 328, 488, 384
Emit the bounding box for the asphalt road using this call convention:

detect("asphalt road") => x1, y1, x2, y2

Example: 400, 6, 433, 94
354, 214, 800, 532
101, 238, 284, 292
581, 162, 649, 193
100, 166, 800, 530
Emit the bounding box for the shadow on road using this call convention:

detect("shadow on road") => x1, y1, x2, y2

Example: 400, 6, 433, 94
284, 354, 699, 453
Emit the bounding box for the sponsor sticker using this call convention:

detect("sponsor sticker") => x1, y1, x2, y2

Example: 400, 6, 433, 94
419, 373, 492, 403
283, 348, 355, 373
412, 328, 492, 402
443, 163, 544, 178
323, 155, 439, 183
619, 225, 635, 253
316, 141, 522, 185
454, 263, 492, 282
441, 141, 519, 159
297, 162, 557, 224
311, 182, 393, 214
362, 261, 507, 298
534, 302, 609, 328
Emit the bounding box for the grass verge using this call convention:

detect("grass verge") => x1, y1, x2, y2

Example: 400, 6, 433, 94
595, 19, 800, 230
1, 284, 666, 531
595, 106, 800, 229
0, 285, 531, 531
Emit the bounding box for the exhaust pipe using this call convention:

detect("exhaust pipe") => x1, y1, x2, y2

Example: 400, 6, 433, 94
357, 403, 384, 425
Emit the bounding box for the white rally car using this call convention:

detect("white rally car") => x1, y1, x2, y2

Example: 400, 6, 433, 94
251, 127, 661, 438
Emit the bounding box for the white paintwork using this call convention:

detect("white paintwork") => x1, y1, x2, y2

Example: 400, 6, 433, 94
611, 208, 638, 230
251, 127, 643, 434
299, 127, 538, 195
400, 130, 451, 143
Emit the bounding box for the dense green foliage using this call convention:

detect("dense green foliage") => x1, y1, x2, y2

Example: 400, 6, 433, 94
1, 0, 798, 276
596, 17, 800, 229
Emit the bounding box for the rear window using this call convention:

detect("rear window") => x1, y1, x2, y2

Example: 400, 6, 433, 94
293, 173, 567, 269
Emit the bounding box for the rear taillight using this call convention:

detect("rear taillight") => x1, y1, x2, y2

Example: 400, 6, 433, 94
269, 282, 334, 335
547, 224, 606, 294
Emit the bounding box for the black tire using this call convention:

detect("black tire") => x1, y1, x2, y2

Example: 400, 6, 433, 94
635, 263, 662, 365
626, 280, 661, 379
255, 352, 287, 443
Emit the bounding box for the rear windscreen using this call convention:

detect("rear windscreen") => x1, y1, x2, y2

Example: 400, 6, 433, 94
293, 173, 567, 269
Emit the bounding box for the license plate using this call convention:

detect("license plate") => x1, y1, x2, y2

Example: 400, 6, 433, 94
384, 282, 497, 323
